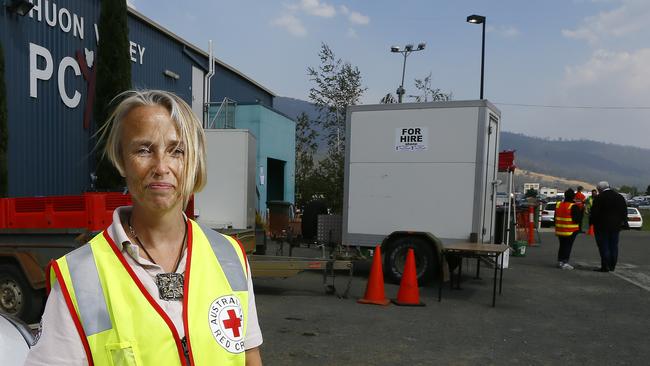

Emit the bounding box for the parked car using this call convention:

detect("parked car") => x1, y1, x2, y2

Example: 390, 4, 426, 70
627, 208, 643, 230
0, 313, 33, 365
540, 202, 557, 227
496, 192, 511, 207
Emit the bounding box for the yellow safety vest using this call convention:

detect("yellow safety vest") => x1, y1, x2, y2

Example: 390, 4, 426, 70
555, 202, 579, 236
49, 220, 249, 366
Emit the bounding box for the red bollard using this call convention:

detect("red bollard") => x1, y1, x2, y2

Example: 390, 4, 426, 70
528, 206, 535, 246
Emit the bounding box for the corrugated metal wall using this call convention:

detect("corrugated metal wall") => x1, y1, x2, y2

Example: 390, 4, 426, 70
1, 1, 274, 197
1, 0, 100, 197
128, 14, 192, 102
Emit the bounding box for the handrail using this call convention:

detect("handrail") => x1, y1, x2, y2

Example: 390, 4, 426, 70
206, 97, 237, 129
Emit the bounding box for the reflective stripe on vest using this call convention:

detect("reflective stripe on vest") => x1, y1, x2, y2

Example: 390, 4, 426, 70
555, 202, 579, 236
57, 220, 249, 365
197, 223, 247, 291
65, 245, 111, 336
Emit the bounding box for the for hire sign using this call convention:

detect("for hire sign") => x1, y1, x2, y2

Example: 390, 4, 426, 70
395, 127, 428, 151
24, 0, 147, 128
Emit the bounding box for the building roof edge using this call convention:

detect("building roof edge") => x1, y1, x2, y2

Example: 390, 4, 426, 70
127, 6, 276, 97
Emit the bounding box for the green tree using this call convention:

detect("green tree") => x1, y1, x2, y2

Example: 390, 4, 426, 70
0, 42, 8, 197
307, 43, 366, 212
94, 0, 131, 190
294, 112, 319, 208
410, 72, 452, 102
379, 93, 396, 104
646, 185, 650, 195
525, 188, 538, 198
619, 185, 637, 197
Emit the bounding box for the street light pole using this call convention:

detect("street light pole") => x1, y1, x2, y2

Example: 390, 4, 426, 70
480, 19, 485, 100
399, 52, 408, 103
467, 14, 486, 100
391, 43, 426, 103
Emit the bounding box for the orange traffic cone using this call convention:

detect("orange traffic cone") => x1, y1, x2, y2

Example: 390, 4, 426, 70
392, 248, 425, 306
587, 225, 594, 236
358, 245, 390, 306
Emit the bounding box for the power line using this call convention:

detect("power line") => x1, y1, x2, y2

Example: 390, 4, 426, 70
493, 102, 650, 110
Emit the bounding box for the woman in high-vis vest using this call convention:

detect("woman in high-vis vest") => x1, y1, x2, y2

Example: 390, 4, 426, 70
24, 90, 263, 366
554, 189, 583, 270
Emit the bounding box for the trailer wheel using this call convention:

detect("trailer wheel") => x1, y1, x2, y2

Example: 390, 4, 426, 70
384, 236, 436, 285
0, 264, 43, 323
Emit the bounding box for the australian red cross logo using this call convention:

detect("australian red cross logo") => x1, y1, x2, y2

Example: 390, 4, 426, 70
208, 295, 245, 354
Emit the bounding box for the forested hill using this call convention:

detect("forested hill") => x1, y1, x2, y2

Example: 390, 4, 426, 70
500, 133, 650, 189
274, 96, 650, 189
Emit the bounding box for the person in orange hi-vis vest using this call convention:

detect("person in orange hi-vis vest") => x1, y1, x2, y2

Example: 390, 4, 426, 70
574, 185, 586, 210
555, 189, 583, 270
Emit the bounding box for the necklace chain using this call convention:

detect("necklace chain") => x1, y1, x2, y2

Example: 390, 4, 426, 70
128, 215, 187, 274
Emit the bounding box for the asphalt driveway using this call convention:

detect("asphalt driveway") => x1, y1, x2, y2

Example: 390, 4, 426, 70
253, 230, 650, 365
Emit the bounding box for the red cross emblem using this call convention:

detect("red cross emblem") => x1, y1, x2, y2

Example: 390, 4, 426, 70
222, 309, 242, 338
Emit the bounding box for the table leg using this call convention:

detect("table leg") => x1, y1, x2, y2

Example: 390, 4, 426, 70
492, 254, 498, 307
499, 254, 504, 295
457, 256, 463, 289
449, 255, 454, 290
475, 258, 481, 279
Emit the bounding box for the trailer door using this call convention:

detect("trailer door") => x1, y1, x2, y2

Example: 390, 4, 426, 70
481, 114, 500, 242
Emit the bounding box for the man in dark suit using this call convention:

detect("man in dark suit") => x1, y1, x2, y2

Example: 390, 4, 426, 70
590, 181, 628, 272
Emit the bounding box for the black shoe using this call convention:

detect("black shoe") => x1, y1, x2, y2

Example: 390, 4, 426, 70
593, 268, 609, 272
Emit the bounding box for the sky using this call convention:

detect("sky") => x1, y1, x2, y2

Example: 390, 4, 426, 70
132, 0, 650, 149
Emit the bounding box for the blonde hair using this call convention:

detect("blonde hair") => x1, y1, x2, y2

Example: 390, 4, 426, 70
97, 90, 207, 207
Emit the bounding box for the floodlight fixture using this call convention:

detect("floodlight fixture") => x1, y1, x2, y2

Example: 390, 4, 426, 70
163, 69, 180, 80
466, 14, 485, 24
389, 42, 426, 103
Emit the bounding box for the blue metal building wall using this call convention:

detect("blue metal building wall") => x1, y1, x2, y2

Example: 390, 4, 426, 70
126, 14, 273, 107
127, 14, 192, 102
1, 0, 100, 197
1, 2, 275, 197
211, 64, 272, 107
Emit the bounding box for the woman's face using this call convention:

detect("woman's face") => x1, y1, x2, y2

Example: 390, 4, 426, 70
120, 105, 185, 214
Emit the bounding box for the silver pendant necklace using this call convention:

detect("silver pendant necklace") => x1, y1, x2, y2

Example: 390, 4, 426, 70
128, 215, 187, 301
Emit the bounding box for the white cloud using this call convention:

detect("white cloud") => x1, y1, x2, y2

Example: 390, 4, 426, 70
271, 14, 308, 37
338, 5, 369, 25
272, 2, 367, 37
348, 11, 370, 25
562, 0, 650, 45
504, 47, 650, 148
487, 25, 520, 38
299, 0, 336, 18
563, 48, 650, 104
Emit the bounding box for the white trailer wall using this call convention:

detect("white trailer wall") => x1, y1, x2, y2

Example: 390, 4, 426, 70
344, 101, 500, 246
195, 129, 256, 229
